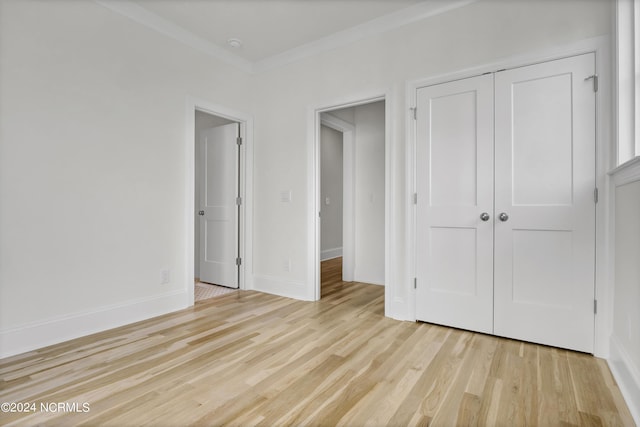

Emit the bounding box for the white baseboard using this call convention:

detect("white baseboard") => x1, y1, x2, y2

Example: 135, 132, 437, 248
252, 275, 312, 301
608, 335, 640, 425
321, 247, 343, 261
0, 290, 188, 359
353, 273, 385, 286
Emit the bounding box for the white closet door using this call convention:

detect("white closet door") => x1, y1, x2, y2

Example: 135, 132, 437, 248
415, 74, 495, 333
493, 54, 596, 352
199, 123, 239, 288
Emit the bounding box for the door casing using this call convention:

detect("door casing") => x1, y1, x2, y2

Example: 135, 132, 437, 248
185, 98, 253, 306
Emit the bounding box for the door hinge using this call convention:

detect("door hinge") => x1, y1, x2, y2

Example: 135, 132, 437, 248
410, 107, 417, 120
594, 299, 598, 314
236, 257, 242, 266
413, 193, 418, 205
236, 196, 242, 206
585, 74, 598, 92
414, 278, 417, 289
237, 137, 243, 146
594, 188, 598, 204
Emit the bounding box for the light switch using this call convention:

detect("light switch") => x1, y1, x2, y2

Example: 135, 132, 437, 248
280, 190, 292, 202
325, 197, 330, 205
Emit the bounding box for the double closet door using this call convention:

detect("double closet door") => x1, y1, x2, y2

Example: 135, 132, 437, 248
415, 53, 596, 353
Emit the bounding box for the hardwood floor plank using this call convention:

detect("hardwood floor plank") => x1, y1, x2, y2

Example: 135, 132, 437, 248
0, 257, 634, 426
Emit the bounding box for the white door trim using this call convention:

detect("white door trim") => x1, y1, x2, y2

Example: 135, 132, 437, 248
406, 35, 612, 357
320, 113, 355, 281
185, 97, 254, 306
308, 92, 393, 308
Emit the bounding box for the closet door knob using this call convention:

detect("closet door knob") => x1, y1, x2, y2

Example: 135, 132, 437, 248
499, 212, 509, 222
480, 212, 490, 221
199, 210, 205, 216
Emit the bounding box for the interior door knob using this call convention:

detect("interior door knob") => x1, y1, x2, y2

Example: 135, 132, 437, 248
480, 212, 490, 221
499, 212, 509, 222
198, 210, 205, 216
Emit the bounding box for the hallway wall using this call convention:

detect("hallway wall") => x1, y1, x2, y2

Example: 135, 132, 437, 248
320, 125, 344, 260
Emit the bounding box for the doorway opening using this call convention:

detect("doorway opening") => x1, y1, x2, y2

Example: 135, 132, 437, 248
186, 99, 252, 307
194, 111, 240, 301
316, 99, 386, 301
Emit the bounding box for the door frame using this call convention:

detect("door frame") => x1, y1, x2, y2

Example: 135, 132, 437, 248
320, 113, 355, 281
309, 93, 393, 307
406, 35, 612, 357
185, 97, 254, 306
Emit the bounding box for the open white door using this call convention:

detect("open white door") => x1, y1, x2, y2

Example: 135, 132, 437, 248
493, 54, 596, 352
199, 123, 239, 289
415, 74, 495, 334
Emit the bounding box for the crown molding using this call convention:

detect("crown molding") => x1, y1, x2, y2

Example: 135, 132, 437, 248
253, 0, 478, 72
94, 0, 477, 74
94, 0, 254, 73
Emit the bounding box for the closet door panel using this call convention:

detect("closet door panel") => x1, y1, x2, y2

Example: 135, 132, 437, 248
493, 53, 596, 353
415, 74, 494, 334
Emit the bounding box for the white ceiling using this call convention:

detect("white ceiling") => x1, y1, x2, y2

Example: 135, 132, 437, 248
96, 0, 476, 72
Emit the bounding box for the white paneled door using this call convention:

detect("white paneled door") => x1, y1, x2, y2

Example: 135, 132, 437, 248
415, 74, 495, 334
415, 53, 596, 353
493, 54, 596, 352
199, 123, 239, 289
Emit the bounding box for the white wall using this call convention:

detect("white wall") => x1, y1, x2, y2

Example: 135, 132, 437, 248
609, 161, 640, 424
249, 0, 612, 309
0, 0, 251, 357
353, 102, 385, 285
320, 125, 343, 260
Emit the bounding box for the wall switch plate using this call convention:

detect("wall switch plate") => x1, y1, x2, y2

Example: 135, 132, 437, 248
280, 190, 292, 202
325, 197, 330, 205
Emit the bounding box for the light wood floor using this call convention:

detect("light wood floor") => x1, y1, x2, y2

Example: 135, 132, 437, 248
0, 258, 634, 426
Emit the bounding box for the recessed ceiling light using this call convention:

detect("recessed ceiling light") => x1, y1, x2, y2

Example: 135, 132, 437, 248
227, 38, 243, 49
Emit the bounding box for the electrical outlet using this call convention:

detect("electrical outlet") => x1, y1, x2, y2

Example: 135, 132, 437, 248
160, 269, 171, 285
283, 258, 291, 272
